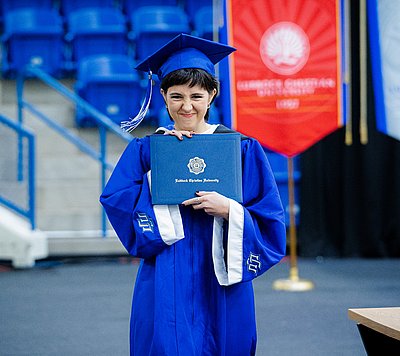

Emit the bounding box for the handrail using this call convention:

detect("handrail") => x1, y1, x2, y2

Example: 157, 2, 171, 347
0, 114, 36, 229
20, 66, 133, 141
17, 65, 133, 236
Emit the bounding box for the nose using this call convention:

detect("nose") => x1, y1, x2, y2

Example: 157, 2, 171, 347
181, 99, 193, 112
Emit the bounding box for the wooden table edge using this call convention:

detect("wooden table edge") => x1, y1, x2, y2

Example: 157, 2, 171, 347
348, 308, 400, 341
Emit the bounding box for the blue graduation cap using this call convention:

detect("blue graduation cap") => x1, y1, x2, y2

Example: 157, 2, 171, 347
121, 33, 236, 132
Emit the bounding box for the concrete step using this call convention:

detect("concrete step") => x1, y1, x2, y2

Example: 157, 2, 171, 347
1, 78, 76, 106
37, 155, 101, 181
47, 232, 126, 257
37, 212, 103, 231
22, 102, 77, 129
37, 178, 100, 205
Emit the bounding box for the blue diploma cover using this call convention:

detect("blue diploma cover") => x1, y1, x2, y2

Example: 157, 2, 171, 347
150, 133, 243, 205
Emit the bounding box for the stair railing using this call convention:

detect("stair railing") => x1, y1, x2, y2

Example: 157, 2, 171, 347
16, 65, 133, 236
0, 114, 36, 229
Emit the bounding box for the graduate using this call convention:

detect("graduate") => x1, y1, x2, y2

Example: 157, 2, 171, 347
100, 33, 286, 356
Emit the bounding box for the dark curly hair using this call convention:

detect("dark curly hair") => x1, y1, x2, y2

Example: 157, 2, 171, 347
160, 68, 219, 121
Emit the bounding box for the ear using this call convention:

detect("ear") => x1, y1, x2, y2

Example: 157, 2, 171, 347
160, 88, 167, 102
209, 88, 217, 105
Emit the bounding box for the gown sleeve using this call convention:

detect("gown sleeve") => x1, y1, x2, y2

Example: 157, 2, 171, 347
212, 138, 286, 286
100, 137, 184, 259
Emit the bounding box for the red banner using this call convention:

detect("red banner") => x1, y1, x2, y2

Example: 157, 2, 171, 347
226, 0, 343, 157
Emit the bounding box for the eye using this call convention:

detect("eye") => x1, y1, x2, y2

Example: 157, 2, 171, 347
191, 94, 204, 100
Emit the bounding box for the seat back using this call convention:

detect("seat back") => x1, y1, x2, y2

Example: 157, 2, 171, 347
67, 8, 127, 62
75, 54, 142, 126
194, 6, 214, 40
184, 0, 212, 24
60, 0, 115, 16
123, 0, 178, 17
78, 54, 136, 81
68, 7, 126, 33
1, 0, 53, 14
2, 8, 63, 76
4, 8, 62, 33
131, 6, 190, 60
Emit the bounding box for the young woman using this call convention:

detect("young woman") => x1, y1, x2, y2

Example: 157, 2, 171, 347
100, 34, 286, 356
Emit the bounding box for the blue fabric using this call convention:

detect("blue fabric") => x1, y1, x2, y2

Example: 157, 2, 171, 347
100, 131, 286, 355
159, 48, 216, 79
135, 33, 236, 79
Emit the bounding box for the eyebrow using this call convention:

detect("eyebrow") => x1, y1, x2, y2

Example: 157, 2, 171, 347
168, 91, 205, 96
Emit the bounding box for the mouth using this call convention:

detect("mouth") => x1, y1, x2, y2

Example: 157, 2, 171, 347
179, 113, 195, 118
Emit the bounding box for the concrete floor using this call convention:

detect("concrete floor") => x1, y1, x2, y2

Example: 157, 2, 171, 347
1, 257, 399, 355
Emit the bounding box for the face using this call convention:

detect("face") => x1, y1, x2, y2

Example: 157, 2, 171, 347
161, 84, 216, 132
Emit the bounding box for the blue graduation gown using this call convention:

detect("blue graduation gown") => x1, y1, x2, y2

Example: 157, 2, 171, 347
100, 130, 286, 356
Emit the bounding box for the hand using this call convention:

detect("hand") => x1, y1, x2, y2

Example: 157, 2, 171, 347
182, 191, 230, 220
164, 129, 194, 140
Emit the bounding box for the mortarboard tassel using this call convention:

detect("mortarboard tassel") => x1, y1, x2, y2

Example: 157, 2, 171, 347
120, 71, 153, 132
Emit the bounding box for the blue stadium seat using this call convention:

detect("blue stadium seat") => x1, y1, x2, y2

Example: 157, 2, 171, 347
60, 0, 115, 16
184, 0, 212, 25
130, 6, 190, 61
0, 5, 3, 32
265, 150, 301, 226
65, 7, 127, 67
194, 6, 214, 41
75, 54, 142, 127
1, 0, 53, 13
123, 0, 178, 18
1, 8, 64, 77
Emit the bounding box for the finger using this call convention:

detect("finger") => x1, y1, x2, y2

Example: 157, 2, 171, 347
182, 131, 194, 138
192, 203, 205, 210
170, 130, 183, 140
181, 196, 202, 206
195, 191, 212, 197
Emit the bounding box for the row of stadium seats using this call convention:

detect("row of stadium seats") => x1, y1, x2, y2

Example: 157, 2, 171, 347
0, 1, 218, 128
0, 0, 211, 28
74, 54, 223, 128
0, 5, 214, 78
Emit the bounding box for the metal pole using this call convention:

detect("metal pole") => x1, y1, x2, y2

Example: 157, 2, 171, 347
16, 72, 25, 182
272, 156, 314, 292
28, 133, 36, 230
288, 157, 299, 281
100, 126, 107, 237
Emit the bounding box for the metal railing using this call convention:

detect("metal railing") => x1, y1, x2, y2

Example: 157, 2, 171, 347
16, 65, 133, 236
0, 114, 36, 229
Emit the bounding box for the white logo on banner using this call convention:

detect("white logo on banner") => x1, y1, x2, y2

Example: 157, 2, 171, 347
187, 157, 206, 175
260, 21, 310, 75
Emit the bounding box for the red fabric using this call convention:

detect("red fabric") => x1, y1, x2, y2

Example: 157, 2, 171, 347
227, 0, 343, 157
